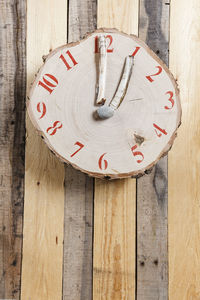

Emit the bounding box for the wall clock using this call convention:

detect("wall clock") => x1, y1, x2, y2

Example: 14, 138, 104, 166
27, 28, 181, 179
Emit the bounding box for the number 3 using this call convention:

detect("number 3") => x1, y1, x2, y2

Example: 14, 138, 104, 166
165, 91, 175, 110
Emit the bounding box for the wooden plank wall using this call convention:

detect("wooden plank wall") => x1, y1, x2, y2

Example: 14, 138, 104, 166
21, 1, 67, 299
93, 1, 138, 299
169, 0, 200, 298
62, 1, 96, 299
0, 0, 200, 299
0, 0, 26, 299
136, 1, 169, 298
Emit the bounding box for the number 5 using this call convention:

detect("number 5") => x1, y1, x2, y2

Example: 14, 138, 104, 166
131, 145, 144, 163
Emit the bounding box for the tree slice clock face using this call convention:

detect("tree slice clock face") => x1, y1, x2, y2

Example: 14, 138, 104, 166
28, 29, 181, 179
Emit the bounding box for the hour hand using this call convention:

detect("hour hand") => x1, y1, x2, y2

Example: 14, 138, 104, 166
96, 35, 107, 105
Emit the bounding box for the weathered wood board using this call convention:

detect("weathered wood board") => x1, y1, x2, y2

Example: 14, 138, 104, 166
0, 0, 199, 299
93, 1, 138, 299
169, 0, 200, 298
0, 1, 26, 298
21, 1, 67, 299
136, 0, 169, 298
62, 2, 96, 300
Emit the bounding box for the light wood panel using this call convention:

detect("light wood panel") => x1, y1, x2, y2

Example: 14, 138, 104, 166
62, 1, 96, 299
21, 1, 67, 299
94, 1, 139, 298
0, 0, 26, 299
169, 0, 200, 299
136, 1, 169, 298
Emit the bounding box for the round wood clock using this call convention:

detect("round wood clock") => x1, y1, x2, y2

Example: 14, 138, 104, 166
28, 29, 181, 179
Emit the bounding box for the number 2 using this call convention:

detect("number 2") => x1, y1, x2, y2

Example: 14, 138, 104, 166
146, 66, 162, 83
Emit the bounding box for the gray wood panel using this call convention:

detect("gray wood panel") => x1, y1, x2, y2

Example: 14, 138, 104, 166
137, 1, 170, 299
0, 0, 26, 299
62, 1, 97, 299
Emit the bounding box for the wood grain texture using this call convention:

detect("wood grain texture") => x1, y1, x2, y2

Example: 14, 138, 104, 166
27, 28, 180, 180
136, 1, 169, 298
169, 1, 200, 299
94, 1, 139, 298
21, 1, 67, 299
97, 0, 138, 35
63, 166, 94, 300
62, 1, 96, 299
0, 0, 26, 298
93, 179, 136, 299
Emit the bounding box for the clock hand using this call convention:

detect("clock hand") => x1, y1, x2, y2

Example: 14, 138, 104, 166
97, 55, 134, 119
129, 98, 143, 101
96, 35, 107, 105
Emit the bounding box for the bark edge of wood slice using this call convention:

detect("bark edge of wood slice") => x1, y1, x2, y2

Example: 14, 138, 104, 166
27, 28, 181, 180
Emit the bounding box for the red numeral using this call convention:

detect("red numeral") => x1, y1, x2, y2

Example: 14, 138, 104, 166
146, 66, 162, 83
131, 46, 140, 57
37, 102, 46, 119
60, 50, 78, 70
94, 37, 98, 53
164, 91, 175, 110
98, 153, 108, 170
95, 35, 114, 53
153, 123, 167, 137
131, 145, 144, 163
106, 35, 113, 52
46, 121, 62, 136
38, 74, 58, 94
71, 142, 84, 157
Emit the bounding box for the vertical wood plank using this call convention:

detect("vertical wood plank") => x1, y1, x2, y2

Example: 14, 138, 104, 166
93, 1, 139, 299
21, 1, 67, 299
62, 1, 96, 299
169, 1, 200, 298
0, 1, 26, 299
136, 1, 169, 298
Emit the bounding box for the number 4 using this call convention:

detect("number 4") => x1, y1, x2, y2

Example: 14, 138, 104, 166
153, 123, 167, 137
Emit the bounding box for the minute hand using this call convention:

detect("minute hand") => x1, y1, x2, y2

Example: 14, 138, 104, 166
96, 55, 134, 120
109, 55, 134, 110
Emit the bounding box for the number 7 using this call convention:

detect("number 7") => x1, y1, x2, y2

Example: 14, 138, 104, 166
71, 142, 84, 157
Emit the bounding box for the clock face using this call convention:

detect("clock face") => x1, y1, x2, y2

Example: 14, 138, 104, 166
28, 29, 181, 179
